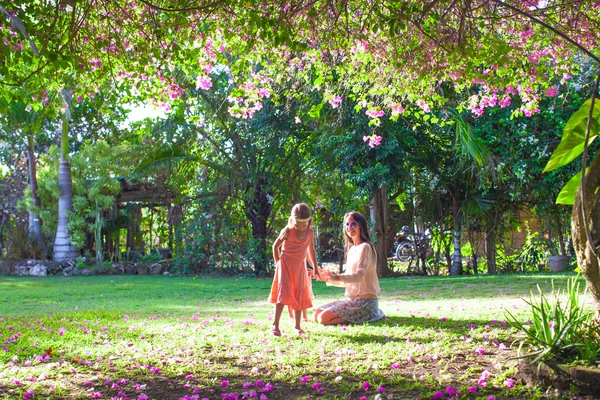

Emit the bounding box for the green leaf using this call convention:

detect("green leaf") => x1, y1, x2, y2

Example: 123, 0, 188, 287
313, 74, 323, 88
543, 99, 600, 173
555, 169, 589, 205
308, 102, 323, 119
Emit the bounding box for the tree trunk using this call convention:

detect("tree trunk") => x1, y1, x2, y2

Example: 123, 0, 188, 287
53, 114, 79, 262
26, 133, 43, 245
485, 227, 497, 274
0, 212, 8, 254
372, 185, 392, 277
53, 155, 80, 261
245, 178, 272, 276
450, 195, 464, 275
127, 204, 144, 255
572, 151, 600, 316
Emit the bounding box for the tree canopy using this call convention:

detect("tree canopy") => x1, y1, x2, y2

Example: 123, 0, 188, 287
2, 1, 598, 126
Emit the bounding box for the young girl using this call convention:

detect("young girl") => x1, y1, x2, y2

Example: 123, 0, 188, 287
269, 203, 319, 336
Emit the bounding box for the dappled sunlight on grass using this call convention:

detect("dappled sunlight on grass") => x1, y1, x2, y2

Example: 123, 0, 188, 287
0, 273, 594, 399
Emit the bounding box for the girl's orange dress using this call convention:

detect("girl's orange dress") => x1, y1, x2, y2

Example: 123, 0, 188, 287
269, 228, 314, 311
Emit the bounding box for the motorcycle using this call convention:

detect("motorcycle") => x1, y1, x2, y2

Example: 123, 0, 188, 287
392, 226, 433, 263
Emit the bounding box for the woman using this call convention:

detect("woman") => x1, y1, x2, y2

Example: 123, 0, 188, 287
314, 211, 385, 325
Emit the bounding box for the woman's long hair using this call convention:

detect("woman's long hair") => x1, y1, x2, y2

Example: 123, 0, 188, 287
343, 211, 376, 261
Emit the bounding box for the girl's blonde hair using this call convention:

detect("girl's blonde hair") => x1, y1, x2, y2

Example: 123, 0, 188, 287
287, 203, 312, 229
278, 203, 313, 241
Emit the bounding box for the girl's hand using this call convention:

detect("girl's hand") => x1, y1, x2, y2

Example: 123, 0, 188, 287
313, 267, 321, 280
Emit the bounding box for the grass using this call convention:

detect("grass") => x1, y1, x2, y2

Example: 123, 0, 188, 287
0, 272, 592, 399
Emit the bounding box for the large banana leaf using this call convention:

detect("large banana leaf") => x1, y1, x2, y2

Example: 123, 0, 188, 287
543, 99, 600, 173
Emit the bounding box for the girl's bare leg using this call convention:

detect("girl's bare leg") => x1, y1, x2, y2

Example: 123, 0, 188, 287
293, 309, 303, 333
273, 303, 285, 333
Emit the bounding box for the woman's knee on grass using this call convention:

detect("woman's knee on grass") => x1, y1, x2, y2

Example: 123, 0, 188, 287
314, 309, 345, 325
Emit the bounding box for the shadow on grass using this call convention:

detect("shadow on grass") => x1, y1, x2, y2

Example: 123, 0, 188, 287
311, 315, 514, 346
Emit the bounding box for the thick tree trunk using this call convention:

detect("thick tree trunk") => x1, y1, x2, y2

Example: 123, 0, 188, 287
245, 178, 272, 276
372, 185, 392, 277
572, 151, 600, 316
128, 204, 145, 253
53, 156, 80, 261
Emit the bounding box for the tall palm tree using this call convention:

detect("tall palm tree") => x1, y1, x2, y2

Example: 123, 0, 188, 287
53, 89, 80, 261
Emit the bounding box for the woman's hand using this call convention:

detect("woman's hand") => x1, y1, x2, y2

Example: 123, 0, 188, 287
318, 269, 332, 283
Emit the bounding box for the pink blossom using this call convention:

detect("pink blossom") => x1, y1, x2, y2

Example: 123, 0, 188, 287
504, 378, 515, 388
499, 95, 511, 108
137, 395, 148, 400
504, 85, 517, 95
363, 135, 382, 147
446, 386, 459, 397
468, 385, 477, 393
221, 380, 229, 387
416, 100, 430, 113
545, 86, 559, 97
89, 393, 102, 398
376, 385, 386, 392
475, 347, 485, 355
196, 76, 212, 90
362, 381, 370, 391
365, 109, 384, 118
261, 382, 274, 392
391, 362, 401, 369
328, 95, 343, 108
432, 392, 444, 399
258, 88, 271, 98
391, 104, 404, 114
300, 375, 310, 383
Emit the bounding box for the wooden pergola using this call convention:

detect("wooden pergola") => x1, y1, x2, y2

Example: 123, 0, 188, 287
97, 178, 178, 260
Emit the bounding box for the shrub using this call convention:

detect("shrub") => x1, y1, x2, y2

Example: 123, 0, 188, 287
506, 275, 600, 367
4, 221, 48, 260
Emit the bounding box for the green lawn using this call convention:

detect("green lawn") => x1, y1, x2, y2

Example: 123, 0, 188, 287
0, 273, 589, 399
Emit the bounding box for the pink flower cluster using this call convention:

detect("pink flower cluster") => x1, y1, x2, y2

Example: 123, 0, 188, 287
327, 95, 343, 109
196, 76, 212, 90
365, 109, 385, 118
363, 134, 382, 148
